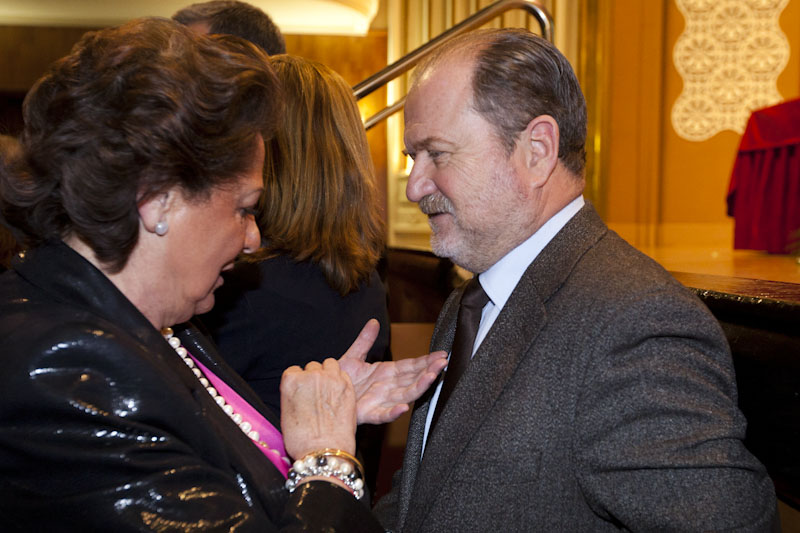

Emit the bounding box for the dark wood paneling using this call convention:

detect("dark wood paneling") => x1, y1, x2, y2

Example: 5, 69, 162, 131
385, 248, 459, 323
677, 273, 800, 509
0, 92, 24, 136
0, 25, 99, 92
672, 271, 800, 305
0, 26, 99, 137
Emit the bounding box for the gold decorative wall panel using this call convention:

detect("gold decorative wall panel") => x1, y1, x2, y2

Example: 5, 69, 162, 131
671, 0, 790, 142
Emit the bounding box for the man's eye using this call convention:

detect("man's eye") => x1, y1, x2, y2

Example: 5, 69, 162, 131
241, 207, 258, 217
428, 150, 442, 159
403, 149, 415, 161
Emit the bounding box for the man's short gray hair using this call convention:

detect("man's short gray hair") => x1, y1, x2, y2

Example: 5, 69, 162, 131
412, 28, 587, 176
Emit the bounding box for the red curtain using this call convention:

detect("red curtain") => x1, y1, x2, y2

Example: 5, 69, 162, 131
727, 98, 800, 254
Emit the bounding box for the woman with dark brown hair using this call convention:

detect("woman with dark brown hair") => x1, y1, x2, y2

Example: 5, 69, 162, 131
0, 18, 445, 531
200, 55, 390, 420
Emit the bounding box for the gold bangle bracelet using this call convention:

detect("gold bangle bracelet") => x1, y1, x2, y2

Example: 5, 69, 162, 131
316, 448, 365, 479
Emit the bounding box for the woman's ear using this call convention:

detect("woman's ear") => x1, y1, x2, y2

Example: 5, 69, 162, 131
138, 190, 173, 236
522, 114, 560, 188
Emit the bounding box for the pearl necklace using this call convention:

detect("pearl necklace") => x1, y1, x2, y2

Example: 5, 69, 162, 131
162, 327, 273, 451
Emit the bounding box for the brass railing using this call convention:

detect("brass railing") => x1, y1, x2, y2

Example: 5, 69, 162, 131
353, 0, 553, 130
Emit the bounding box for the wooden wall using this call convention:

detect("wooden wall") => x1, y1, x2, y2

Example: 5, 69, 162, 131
0, 25, 101, 92
0, 26, 101, 135
602, 0, 800, 249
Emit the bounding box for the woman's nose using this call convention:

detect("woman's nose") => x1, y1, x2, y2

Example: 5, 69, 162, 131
242, 217, 261, 254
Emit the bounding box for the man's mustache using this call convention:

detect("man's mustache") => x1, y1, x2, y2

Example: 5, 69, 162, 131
418, 194, 454, 216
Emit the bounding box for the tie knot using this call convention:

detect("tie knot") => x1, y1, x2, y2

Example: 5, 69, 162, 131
461, 277, 489, 310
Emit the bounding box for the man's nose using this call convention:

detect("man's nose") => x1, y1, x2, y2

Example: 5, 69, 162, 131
406, 160, 437, 203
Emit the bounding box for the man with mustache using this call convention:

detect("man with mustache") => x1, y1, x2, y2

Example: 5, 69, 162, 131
374, 28, 778, 532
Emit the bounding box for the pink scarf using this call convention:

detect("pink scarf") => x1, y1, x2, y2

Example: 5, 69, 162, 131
190, 355, 291, 478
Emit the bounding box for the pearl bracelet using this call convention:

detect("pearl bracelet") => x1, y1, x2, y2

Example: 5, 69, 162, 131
284, 448, 365, 500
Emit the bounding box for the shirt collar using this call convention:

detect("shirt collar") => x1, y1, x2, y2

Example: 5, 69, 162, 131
479, 196, 585, 310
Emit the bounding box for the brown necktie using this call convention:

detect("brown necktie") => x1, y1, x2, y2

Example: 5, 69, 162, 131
429, 277, 490, 433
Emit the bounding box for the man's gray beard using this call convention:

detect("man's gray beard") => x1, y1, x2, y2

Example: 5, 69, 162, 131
429, 231, 446, 258
419, 193, 489, 272
429, 218, 493, 273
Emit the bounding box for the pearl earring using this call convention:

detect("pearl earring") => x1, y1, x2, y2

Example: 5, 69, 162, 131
155, 221, 169, 236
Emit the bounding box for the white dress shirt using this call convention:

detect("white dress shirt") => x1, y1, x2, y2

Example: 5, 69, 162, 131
420, 195, 585, 455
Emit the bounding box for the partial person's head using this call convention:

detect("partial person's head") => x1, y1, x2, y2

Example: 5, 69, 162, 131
256, 55, 384, 295
173, 0, 286, 55
404, 28, 587, 273
0, 17, 281, 326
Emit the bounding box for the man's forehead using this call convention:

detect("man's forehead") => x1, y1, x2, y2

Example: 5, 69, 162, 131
416, 51, 475, 90
407, 57, 475, 111
406, 91, 474, 136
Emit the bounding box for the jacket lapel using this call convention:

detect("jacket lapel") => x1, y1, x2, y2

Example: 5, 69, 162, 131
398, 203, 608, 532
401, 274, 547, 532
173, 322, 289, 510
175, 321, 282, 429
392, 289, 460, 529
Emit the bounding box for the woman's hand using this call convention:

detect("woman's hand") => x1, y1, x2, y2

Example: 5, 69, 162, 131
339, 319, 448, 425
280, 358, 356, 459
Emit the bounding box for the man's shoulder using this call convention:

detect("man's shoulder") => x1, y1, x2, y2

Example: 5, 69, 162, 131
505, 225, 705, 322
579, 229, 687, 296
548, 230, 722, 344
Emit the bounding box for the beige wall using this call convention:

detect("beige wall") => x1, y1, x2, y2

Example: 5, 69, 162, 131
603, 0, 666, 246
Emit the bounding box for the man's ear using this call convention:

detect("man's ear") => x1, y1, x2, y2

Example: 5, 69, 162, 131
138, 190, 173, 235
521, 114, 560, 188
